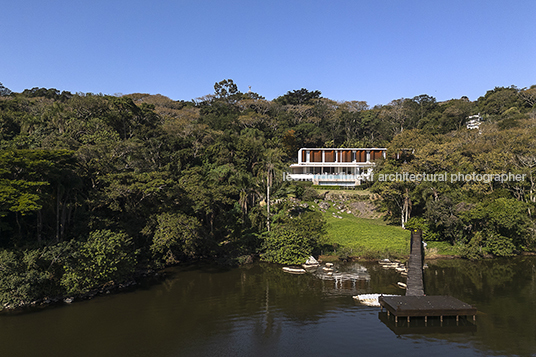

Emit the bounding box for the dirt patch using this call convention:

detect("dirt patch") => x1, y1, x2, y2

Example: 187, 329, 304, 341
348, 201, 384, 219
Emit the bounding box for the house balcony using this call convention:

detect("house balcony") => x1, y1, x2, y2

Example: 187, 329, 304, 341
287, 147, 386, 187
285, 172, 374, 187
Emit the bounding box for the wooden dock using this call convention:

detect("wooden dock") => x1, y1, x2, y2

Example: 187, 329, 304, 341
378, 229, 477, 325
379, 295, 477, 324
405, 229, 424, 296
378, 311, 477, 334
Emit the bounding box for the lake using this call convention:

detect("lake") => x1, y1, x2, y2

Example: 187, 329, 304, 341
1, 256, 535, 356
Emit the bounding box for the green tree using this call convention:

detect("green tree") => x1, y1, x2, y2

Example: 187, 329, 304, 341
262, 211, 326, 264
380, 99, 410, 135
405, 94, 438, 128
274, 88, 322, 105
0, 249, 50, 306
0, 82, 11, 97
61, 230, 136, 294
0, 149, 79, 243
0, 242, 76, 306
478, 86, 523, 117
439, 98, 475, 131
150, 212, 203, 266
214, 79, 240, 101
461, 198, 533, 256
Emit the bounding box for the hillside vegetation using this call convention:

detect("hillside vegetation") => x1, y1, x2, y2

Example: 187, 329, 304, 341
0, 80, 535, 307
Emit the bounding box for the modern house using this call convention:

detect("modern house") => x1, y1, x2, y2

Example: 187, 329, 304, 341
287, 148, 387, 186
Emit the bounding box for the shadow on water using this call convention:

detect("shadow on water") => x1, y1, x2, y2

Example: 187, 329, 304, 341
378, 311, 477, 335
0, 269, 168, 318
0, 257, 534, 356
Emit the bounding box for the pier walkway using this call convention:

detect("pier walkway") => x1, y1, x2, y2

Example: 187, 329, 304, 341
405, 229, 425, 296
379, 230, 477, 325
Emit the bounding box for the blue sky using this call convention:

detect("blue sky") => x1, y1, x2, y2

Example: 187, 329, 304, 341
1, 0, 535, 106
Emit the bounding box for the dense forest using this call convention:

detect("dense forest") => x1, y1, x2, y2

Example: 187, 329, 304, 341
0, 80, 535, 307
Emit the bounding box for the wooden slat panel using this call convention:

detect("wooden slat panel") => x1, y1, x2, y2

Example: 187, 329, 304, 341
371, 150, 384, 161
325, 150, 335, 162
312, 150, 322, 162
341, 150, 352, 162
357, 150, 366, 162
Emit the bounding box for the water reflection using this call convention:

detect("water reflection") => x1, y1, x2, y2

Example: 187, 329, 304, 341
378, 311, 478, 335
0, 257, 534, 356
424, 257, 536, 356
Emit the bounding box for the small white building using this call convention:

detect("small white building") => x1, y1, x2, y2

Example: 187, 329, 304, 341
466, 114, 482, 130
287, 148, 386, 186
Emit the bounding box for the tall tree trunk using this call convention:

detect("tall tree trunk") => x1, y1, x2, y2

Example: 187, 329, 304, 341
401, 188, 411, 229
67, 203, 73, 228
267, 184, 270, 232
60, 195, 68, 241
15, 212, 22, 239
266, 170, 271, 232
56, 184, 61, 242
37, 209, 42, 243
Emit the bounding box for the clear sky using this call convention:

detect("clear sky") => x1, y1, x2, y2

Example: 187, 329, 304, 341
1, 0, 535, 106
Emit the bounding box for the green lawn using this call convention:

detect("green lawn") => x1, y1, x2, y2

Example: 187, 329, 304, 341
303, 199, 458, 259
321, 206, 410, 259
425, 241, 459, 256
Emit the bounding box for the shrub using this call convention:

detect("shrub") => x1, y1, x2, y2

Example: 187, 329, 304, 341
0, 242, 76, 307
0, 250, 47, 307
150, 212, 202, 266
261, 211, 326, 265
485, 232, 516, 257
61, 230, 136, 294
261, 229, 311, 265
405, 217, 440, 241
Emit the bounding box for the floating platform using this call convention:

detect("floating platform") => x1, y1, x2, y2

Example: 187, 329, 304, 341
282, 266, 306, 274
376, 230, 477, 333
378, 311, 477, 335
379, 295, 477, 323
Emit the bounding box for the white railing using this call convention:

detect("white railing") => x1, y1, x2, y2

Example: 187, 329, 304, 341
284, 172, 372, 183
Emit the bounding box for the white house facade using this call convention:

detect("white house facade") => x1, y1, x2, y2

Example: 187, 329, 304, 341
287, 148, 386, 186
466, 114, 482, 130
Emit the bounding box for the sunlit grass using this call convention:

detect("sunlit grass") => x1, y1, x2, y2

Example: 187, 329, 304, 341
322, 206, 410, 259
426, 241, 459, 256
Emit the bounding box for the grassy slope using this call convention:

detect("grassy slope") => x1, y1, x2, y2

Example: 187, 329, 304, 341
317, 204, 458, 259
302, 189, 458, 258
321, 205, 410, 258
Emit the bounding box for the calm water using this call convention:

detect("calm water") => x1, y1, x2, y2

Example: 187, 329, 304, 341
1, 257, 535, 357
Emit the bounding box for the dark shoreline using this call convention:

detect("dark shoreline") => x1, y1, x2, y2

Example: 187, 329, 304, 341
1, 268, 164, 314
4, 251, 535, 314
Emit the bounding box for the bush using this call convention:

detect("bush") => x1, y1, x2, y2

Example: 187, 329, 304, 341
261, 211, 326, 265
405, 217, 440, 241
290, 181, 319, 200
460, 198, 533, 256
302, 186, 320, 201
0, 242, 76, 307
459, 231, 485, 260
0, 250, 47, 307
61, 230, 136, 294
485, 233, 516, 257
150, 212, 202, 266
261, 229, 311, 265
